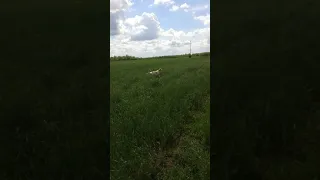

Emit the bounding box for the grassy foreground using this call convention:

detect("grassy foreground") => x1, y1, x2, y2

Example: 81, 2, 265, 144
110, 56, 210, 179
158, 97, 210, 180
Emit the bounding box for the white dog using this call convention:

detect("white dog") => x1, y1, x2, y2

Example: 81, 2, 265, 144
147, 68, 162, 77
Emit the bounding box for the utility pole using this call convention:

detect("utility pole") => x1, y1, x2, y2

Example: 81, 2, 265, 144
189, 40, 192, 58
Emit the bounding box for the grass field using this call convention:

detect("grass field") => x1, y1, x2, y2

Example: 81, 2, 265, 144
110, 56, 210, 180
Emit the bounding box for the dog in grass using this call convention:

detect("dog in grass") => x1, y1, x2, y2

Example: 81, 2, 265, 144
146, 68, 162, 77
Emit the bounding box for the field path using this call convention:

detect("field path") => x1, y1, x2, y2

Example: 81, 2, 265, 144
153, 97, 210, 180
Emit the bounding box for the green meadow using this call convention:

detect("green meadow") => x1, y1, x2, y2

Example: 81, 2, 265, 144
110, 56, 210, 180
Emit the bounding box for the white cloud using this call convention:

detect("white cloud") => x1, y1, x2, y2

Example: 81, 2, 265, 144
110, 0, 133, 12
110, 2, 210, 57
111, 22, 210, 57
110, 0, 134, 36
180, 3, 190, 12
169, 5, 179, 11
194, 14, 210, 26
190, 4, 209, 14
169, 3, 191, 13
110, 11, 123, 36
124, 12, 161, 41
180, 3, 190, 9
154, 0, 175, 5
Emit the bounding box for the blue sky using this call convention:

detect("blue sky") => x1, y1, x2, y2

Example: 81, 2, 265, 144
128, 0, 209, 31
110, 0, 210, 57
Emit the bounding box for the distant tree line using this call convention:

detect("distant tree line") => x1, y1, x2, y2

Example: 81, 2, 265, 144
110, 55, 139, 61
192, 52, 210, 56
110, 52, 210, 61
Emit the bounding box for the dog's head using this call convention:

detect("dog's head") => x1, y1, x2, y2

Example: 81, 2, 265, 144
158, 68, 162, 71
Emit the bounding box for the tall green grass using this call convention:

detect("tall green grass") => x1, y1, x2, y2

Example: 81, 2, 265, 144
159, 97, 210, 180
110, 56, 210, 179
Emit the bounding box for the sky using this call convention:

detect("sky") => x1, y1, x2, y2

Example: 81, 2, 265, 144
110, 0, 210, 57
